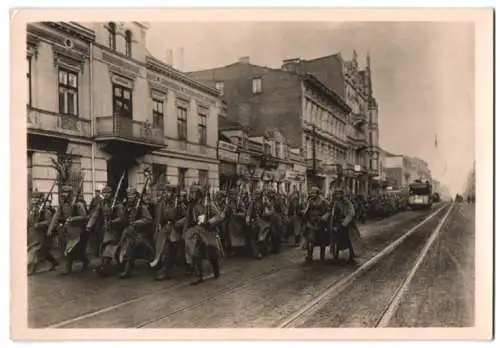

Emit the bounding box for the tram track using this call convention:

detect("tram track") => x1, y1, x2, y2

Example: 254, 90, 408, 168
34, 204, 448, 329
277, 202, 454, 328
135, 203, 450, 329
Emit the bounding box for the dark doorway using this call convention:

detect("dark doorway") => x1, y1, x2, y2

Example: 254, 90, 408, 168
107, 157, 131, 203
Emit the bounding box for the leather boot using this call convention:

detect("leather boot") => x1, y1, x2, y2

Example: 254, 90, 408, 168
94, 258, 110, 277
155, 262, 172, 281
189, 257, 204, 285
209, 257, 220, 279
305, 244, 313, 261
61, 256, 73, 275
27, 263, 37, 276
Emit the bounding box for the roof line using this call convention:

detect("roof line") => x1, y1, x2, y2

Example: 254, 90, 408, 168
145, 54, 220, 97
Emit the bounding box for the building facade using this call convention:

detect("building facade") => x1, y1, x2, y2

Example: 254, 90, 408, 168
27, 21, 221, 205
27, 22, 95, 205
281, 51, 382, 197
383, 154, 432, 188
188, 57, 350, 196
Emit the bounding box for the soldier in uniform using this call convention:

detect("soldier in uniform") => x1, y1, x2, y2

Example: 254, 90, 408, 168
152, 183, 186, 281
47, 185, 88, 275
27, 191, 59, 275
245, 191, 269, 259
301, 186, 329, 261
328, 187, 356, 263
287, 189, 302, 246
88, 186, 104, 256
116, 187, 154, 279
183, 185, 224, 285
87, 186, 125, 276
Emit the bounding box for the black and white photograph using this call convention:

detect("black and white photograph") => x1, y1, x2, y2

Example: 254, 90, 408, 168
10, 7, 493, 341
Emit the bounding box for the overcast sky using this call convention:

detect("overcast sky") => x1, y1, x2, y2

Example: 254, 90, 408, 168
146, 22, 475, 195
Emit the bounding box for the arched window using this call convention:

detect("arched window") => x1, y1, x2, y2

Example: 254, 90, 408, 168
108, 22, 116, 50
125, 30, 132, 57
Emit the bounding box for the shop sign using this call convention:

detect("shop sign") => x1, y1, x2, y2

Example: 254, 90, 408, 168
218, 141, 238, 152
293, 164, 306, 173
239, 152, 251, 164
218, 141, 238, 163
218, 149, 238, 163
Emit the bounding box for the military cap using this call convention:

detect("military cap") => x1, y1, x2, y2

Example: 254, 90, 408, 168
190, 185, 202, 193
102, 186, 112, 194
310, 186, 320, 194
165, 183, 177, 191
126, 187, 137, 195
61, 185, 73, 192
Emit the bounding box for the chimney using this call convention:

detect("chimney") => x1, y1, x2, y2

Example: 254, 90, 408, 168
238, 56, 250, 64
166, 49, 173, 67
178, 47, 184, 71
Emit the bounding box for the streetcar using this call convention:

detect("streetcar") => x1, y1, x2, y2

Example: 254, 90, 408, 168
408, 180, 433, 210
432, 192, 441, 203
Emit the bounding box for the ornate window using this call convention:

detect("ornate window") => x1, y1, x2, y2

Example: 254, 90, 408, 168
113, 84, 133, 119
27, 56, 32, 106
252, 77, 262, 94
198, 113, 207, 145
152, 163, 167, 184
178, 167, 187, 190
58, 68, 78, 116
177, 106, 188, 141
125, 30, 132, 57
215, 81, 224, 94
152, 99, 164, 129
108, 22, 116, 50
198, 169, 208, 187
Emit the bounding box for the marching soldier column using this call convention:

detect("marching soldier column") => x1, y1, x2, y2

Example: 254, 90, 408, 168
27, 167, 372, 282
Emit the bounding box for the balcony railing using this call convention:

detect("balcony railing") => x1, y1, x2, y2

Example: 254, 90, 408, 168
95, 114, 165, 146
368, 122, 379, 130
348, 129, 367, 149
306, 158, 323, 171
352, 113, 367, 126
27, 107, 91, 138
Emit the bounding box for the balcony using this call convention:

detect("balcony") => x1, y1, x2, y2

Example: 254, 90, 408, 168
306, 158, 323, 172
348, 129, 368, 150
352, 113, 367, 127
368, 122, 379, 130
95, 114, 165, 155
260, 153, 279, 170
27, 106, 91, 152
27, 107, 91, 137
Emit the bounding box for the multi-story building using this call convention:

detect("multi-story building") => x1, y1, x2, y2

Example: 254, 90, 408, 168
281, 51, 381, 197
27, 21, 221, 204
27, 22, 95, 205
383, 154, 432, 188
187, 57, 351, 195
383, 154, 408, 188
